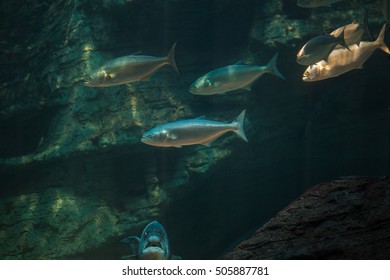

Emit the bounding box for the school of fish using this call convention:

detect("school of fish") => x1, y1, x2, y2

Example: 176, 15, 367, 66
79, 1, 390, 259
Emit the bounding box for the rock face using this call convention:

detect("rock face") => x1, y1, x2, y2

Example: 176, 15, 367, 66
225, 177, 390, 259
0, 0, 389, 259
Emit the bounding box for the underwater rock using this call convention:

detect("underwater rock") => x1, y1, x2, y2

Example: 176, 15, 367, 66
0, 0, 389, 260
0, 0, 245, 259
250, 0, 382, 48
224, 176, 390, 259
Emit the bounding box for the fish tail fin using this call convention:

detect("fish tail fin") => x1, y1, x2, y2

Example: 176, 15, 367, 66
266, 52, 286, 80
232, 109, 248, 142
338, 28, 351, 51
375, 24, 390, 54
167, 42, 179, 73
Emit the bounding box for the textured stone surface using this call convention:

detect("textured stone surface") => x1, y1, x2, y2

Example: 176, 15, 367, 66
225, 177, 390, 259
0, 0, 389, 259
0, 0, 254, 259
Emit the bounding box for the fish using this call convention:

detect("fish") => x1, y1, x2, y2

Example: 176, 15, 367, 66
120, 221, 179, 260
84, 42, 178, 87
330, 10, 373, 48
141, 110, 248, 148
297, 0, 347, 8
296, 29, 350, 66
302, 24, 390, 82
189, 53, 285, 95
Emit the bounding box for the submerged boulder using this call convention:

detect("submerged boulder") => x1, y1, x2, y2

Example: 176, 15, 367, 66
225, 176, 390, 259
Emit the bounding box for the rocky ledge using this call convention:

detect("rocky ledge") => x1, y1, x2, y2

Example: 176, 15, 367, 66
225, 176, 390, 259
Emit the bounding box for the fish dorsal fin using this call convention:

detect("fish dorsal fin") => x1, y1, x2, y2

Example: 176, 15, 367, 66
131, 50, 142, 55
174, 146, 182, 148
234, 59, 244, 65
120, 236, 140, 244
195, 115, 206, 119
243, 85, 251, 91
168, 133, 178, 140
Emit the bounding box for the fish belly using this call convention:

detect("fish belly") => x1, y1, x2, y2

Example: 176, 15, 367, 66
322, 43, 377, 78
103, 57, 167, 85
208, 66, 265, 93
166, 122, 234, 146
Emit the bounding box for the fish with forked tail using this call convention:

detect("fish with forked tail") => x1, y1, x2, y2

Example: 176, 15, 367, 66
141, 110, 248, 148
121, 221, 180, 260
296, 29, 350, 66
84, 43, 178, 87
303, 24, 390, 82
189, 53, 285, 95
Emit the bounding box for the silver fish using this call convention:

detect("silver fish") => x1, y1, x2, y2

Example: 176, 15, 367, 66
297, 0, 346, 8
303, 24, 390, 82
141, 110, 248, 148
121, 221, 175, 260
84, 42, 178, 87
189, 53, 285, 95
296, 29, 350, 66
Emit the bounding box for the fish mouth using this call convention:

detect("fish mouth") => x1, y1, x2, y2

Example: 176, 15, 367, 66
146, 241, 163, 249
141, 136, 149, 144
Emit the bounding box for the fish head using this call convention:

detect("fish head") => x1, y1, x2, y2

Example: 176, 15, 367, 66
141, 126, 171, 146
296, 47, 309, 65
83, 69, 112, 87
139, 221, 170, 260
189, 76, 216, 95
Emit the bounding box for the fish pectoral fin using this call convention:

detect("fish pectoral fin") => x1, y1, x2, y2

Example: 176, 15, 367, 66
120, 236, 140, 256
174, 146, 182, 148
108, 72, 116, 79
120, 236, 140, 244
168, 133, 178, 140
213, 82, 221, 88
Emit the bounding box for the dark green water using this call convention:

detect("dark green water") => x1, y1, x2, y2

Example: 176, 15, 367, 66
0, 0, 389, 260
